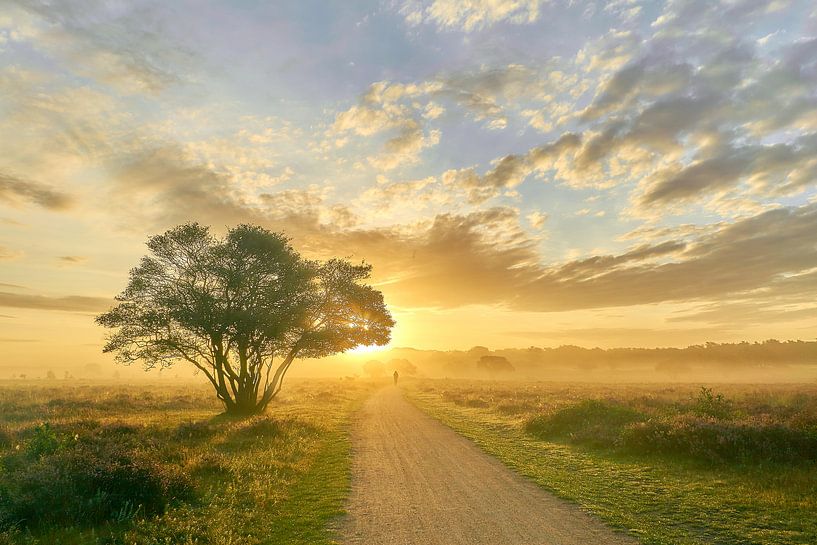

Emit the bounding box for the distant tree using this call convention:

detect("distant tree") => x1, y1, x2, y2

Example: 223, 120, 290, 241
362, 360, 386, 378
476, 355, 514, 376
46, 370, 56, 380
468, 346, 491, 359
97, 223, 394, 416
389, 358, 418, 376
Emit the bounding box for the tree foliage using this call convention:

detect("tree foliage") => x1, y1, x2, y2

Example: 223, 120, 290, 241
97, 223, 394, 415
476, 355, 515, 375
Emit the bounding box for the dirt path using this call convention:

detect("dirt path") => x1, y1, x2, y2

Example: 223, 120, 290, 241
340, 387, 639, 545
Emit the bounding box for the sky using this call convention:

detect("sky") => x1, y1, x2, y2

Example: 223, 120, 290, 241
1, 0, 817, 372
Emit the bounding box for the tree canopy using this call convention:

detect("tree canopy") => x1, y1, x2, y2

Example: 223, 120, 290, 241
96, 223, 394, 415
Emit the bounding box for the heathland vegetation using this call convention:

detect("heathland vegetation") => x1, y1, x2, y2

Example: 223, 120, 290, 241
0, 379, 372, 544
408, 380, 817, 544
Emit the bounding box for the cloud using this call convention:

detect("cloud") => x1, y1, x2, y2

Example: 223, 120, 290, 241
526, 211, 548, 229
0, 291, 111, 312
368, 123, 441, 171
517, 203, 817, 311
423, 1, 816, 214
357, 176, 449, 216
442, 133, 582, 202
0, 172, 73, 210
400, 0, 541, 32
310, 201, 817, 317
6, 0, 196, 93
0, 246, 22, 260
57, 255, 88, 265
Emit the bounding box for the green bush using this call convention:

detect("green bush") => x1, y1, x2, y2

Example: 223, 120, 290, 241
0, 428, 11, 449
26, 423, 66, 458
525, 400, 645, 447
693, 387, 732, 419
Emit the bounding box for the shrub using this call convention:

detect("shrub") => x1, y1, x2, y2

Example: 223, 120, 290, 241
25, 422, 67, 458
0, 432, 192, 530
465, 398, 490, 409
495, 401, 534, 415
233, 416, 286, 439
174, 420, 216, 441
621, 415, 817, 463
525, 400, 645, 447
693, 387, 732, 420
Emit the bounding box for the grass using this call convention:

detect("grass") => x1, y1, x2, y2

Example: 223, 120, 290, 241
407, 380, 817, 545
0, 378, 372, 545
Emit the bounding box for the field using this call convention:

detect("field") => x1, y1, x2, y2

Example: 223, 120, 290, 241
406, 380, 817, 545
0, 379, 373, 545
2, 378, 815, 545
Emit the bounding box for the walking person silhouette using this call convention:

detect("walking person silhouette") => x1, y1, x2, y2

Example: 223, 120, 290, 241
393, 370, 399, 385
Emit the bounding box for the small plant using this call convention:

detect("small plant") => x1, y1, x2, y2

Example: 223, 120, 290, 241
693, 387, 732, 420
26, 423, 66, 458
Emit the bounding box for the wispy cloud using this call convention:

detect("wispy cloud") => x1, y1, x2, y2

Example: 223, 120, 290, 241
0, 172, 73, 210
0, 291, 111, 312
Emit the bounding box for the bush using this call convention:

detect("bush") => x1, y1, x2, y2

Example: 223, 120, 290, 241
495, 401, 534, 415
525, 400, 645, 447
174, 420, 216, 441
26, 422, 67, 458
232, 416, 287, 439
693, 387, 732, 420
621, 415, 817, 463
0, 427, 193, 530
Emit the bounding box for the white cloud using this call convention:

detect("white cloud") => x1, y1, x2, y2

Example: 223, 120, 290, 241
401, 0, 541, 32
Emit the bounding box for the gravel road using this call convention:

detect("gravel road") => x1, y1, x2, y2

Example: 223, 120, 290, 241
340, 387, 639, 545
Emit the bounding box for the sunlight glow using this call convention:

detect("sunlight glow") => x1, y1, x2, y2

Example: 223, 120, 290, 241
350, 343, 389, 355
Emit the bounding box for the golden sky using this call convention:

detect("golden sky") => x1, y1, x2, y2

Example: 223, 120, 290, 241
2, 1, 817, 373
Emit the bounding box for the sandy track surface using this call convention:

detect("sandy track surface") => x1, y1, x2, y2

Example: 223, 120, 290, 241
340, 387, 639, 545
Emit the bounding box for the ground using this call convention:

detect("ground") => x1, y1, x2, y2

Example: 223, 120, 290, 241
1, 378, 815, 545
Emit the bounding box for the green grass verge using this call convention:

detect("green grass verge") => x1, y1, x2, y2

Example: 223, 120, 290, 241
408, 389, 817, 545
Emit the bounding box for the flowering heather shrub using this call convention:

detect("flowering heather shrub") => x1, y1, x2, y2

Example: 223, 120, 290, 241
440, 390, 492, 409
621, 416, 817, 463
465, 398, 491, 408
0, 424, 193, 530
525, 400, 646, 447
495, 401, 536, 415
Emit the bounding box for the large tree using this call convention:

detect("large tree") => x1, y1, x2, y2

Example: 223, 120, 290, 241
97, 223, 394, 415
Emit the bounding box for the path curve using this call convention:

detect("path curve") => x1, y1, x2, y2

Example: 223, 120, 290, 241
340, 387, 639, 545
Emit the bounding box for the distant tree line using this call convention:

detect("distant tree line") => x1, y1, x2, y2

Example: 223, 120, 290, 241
379, 340, 817, 378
